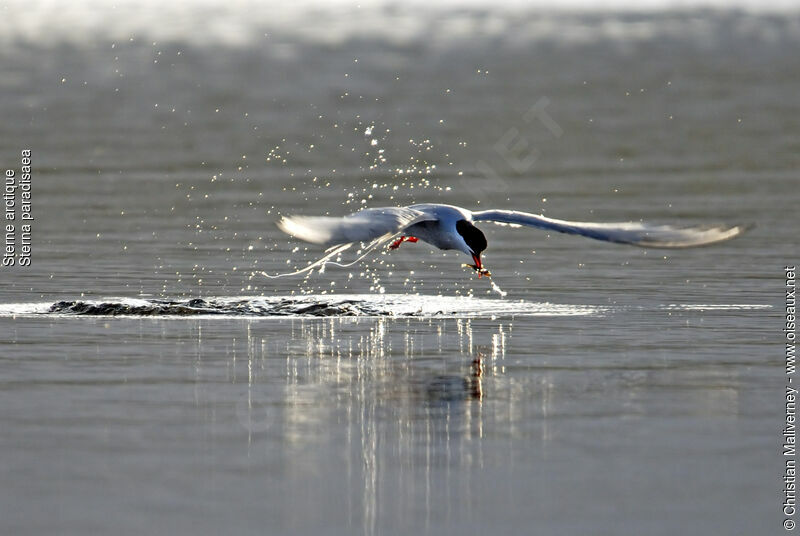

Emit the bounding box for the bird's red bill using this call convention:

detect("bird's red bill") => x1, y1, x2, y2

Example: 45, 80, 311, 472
471, 254, 482, 270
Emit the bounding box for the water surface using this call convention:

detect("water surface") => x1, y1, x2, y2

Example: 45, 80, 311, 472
0, 3, 792, 535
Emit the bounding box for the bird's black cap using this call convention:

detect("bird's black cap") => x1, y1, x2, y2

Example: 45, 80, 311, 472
456, 220, 487, 254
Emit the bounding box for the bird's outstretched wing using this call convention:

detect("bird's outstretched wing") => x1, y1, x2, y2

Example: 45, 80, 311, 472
471, 209, 750, 248
278, 206, 435, 247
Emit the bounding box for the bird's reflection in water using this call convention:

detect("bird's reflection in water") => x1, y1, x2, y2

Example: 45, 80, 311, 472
224, 317, 508, 535
181, 297, 747, 535
423, 355, 483, 404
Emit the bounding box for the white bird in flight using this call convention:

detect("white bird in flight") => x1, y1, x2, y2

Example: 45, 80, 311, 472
276, 203, 748, 277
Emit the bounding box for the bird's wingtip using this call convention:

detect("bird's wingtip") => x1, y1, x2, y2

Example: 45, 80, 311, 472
276, 214, 305, 240
697, 221, 753, 246
276, 215, 292, 232
275, 214, 333, 245
724, 222, 754, 241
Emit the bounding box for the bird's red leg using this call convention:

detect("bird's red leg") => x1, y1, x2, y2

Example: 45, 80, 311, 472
389, 236, 418, 250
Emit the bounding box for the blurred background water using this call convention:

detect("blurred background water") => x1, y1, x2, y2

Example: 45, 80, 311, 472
0, 1, 795, 534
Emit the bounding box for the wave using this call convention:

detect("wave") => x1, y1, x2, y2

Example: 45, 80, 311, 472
0, 294, 605, 318
0, 296, 771, 318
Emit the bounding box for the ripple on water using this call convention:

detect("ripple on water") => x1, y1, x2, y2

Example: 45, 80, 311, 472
0, 295, 606, 319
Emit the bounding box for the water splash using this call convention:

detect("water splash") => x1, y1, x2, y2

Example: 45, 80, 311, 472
489, 280, 508, 298
1, 296, 770, 319
0, 295, 607, 319
260, 235, 391, 279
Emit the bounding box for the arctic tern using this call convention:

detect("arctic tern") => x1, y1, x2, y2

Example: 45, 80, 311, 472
277, 203, 748, 277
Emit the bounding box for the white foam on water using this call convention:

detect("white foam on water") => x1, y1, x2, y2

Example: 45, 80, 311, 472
306, 293, 598, 317
0, 297, 774, 318
0, 302, 52, 316
0, 294, 606, 319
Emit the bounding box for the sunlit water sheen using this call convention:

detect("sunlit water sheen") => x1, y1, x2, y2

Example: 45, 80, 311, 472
0, 3, 793, 535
